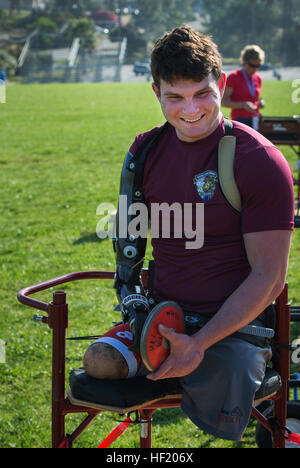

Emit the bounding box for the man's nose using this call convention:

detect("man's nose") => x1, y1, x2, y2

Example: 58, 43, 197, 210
182, 98, 199, 115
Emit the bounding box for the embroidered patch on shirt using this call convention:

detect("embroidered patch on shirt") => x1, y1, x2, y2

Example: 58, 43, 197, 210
193, 171, 218, 202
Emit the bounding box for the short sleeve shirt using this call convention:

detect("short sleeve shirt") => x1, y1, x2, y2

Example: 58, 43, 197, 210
226, 69, 262, 120
129, 119, 294, 315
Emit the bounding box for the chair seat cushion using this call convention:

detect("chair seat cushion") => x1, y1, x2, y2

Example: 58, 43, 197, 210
69, 368, 182, 410
68, 366, 281, 411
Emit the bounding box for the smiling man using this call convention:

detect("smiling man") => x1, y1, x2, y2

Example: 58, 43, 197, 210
84, 26, 294, 442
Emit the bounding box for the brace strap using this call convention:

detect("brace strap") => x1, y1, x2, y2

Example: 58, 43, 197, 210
269, 417, 300, 446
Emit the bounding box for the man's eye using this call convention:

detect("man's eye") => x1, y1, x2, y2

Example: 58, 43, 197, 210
196, 91, 209, 98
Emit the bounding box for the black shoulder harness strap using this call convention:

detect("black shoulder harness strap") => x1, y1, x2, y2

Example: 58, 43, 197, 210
130, 118, 241, 212
129, 122, 169, 202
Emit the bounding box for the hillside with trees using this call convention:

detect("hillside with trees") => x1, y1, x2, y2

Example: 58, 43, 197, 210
0, 0, 299, 79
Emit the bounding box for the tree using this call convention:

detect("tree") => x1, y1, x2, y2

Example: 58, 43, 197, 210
68, 18, 97, 51
0, 50, 17, 77
278, 0, 300, 66
0, 7, 9, 29
9, 0, 22, 16
201, 0, 299, 65
50, 0, 85, 17
130, 0, 195, 52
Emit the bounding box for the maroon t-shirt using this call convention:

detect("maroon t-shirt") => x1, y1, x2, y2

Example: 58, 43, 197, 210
129, 119, 294, 315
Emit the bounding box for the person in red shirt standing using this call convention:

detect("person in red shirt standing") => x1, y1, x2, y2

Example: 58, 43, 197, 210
222, 45, 265, 129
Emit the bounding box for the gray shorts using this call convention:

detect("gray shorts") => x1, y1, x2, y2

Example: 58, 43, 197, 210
97, 315, 272, 442
180, 335, 272, 441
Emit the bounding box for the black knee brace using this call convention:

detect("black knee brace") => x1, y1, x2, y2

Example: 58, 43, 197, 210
112, 124, 168, 352
113, 150, 149, 352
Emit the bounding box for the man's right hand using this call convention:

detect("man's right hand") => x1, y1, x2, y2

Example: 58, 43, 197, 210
146, 324, 205, 380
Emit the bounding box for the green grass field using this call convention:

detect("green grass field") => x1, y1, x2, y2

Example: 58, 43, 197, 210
0, 80, 299, 448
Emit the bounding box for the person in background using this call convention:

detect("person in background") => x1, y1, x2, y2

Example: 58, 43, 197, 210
222, 45, 265, 129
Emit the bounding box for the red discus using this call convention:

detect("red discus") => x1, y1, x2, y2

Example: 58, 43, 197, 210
140, 301, 185, 372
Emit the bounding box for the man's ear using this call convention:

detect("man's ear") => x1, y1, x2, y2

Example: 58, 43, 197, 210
152, 82, 160, 100
218, 72, 226, 97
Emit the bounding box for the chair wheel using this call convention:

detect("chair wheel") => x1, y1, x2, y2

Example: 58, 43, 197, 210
255, 401, 300, 448
294, 216, 300, 228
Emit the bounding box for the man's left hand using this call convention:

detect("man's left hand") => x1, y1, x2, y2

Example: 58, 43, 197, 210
146, 324, 204, 380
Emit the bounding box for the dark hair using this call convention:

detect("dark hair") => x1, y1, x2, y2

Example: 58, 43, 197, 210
151, 25, 222, 91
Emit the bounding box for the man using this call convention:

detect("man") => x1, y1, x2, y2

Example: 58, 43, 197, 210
84, 26, 294, 441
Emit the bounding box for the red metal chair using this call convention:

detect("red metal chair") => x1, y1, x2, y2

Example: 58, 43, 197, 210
17, 270, 292, 448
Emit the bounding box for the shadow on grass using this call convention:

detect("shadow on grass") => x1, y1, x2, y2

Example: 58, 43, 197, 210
152, 408, 258, 448
73, 232, 106, 245
152, 407, 186, 426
